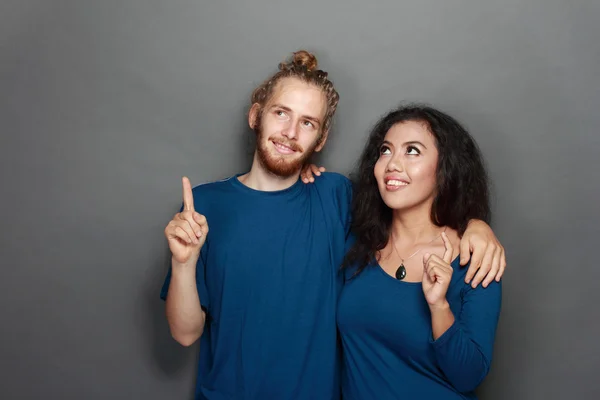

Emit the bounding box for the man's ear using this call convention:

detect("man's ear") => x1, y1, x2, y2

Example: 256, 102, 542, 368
314, 129, 329, 152
248, 103, 261, 130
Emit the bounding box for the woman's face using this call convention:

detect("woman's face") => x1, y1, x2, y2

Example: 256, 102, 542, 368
374, 120, 439, 214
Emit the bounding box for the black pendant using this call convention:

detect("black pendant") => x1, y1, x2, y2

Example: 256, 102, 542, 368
395, 263, 406, 280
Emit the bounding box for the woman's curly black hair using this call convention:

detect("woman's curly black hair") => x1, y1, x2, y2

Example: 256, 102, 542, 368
343, 104, 491, 276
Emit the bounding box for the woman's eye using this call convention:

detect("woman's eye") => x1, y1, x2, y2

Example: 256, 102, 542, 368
380, 146, 391, 155
406, 146, 420, 155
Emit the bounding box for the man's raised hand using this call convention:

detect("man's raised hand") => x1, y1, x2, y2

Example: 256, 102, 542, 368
164, 177, 209, 265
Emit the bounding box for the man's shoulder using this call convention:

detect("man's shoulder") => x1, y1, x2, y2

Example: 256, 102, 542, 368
313, 171, 351, 190
310, 172, 353, 222
191, 175, 236, 196
186, 175, 237, 211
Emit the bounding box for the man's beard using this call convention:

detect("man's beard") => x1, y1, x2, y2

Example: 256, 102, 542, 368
254, 116, 318, 178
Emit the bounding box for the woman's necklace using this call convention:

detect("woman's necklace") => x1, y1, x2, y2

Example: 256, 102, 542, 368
390, 227, 447, 280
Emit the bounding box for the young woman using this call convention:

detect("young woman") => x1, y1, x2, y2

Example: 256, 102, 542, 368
305, 104, 502, 399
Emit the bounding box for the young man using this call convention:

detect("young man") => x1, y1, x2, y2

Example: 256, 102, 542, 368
160, 50, 505, 400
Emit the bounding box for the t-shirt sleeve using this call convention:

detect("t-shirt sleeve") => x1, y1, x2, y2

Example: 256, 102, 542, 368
430, 278, 502, 393
159, 203, 210, 313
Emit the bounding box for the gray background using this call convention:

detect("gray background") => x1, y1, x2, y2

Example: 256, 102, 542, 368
1, 0, 598, 399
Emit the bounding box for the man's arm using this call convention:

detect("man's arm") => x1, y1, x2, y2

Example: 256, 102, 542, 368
162, 177, 209, 346
459, 220, 506, 288
302, 166, 507, 288
165, 260, 206, 346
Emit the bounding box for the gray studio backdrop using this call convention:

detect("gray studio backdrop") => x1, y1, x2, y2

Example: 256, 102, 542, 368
1, 0, 599, 399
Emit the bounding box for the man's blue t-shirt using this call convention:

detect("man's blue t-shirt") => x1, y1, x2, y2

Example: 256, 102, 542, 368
160, 172, 352, 400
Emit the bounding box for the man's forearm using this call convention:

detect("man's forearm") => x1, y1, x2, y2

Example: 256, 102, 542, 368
165, 261, 205, 346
